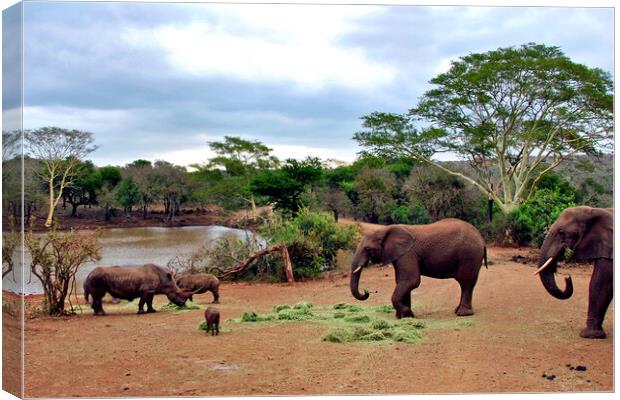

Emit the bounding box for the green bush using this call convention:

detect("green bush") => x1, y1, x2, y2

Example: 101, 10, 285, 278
260, 209, 361, 279
511, 188, 576, 246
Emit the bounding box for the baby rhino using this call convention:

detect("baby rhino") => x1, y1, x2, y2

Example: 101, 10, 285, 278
176, 273, 220, 303
204, 307, 220, 336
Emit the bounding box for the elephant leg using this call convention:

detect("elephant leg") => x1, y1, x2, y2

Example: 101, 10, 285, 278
454, 263, 480, 316
145, 293, 156, 313
580, 258, 613, 339
454, 281, 475, 316
391, 259, 420, 319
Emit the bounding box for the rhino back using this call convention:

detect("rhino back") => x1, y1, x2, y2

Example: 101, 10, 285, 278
101, 265, 161, 299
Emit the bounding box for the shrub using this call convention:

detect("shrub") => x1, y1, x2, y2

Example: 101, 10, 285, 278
26, 229, 101, 315
260, 209, 361, 279
511, 188, 576, 246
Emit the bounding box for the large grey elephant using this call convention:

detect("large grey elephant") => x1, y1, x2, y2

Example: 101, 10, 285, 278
350, 219, 487, 319
535, 206, 613, 339
83, 264, 193, 315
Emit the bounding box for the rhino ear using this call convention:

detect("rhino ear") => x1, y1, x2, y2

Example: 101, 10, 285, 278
574, 208, 613, 261
381, 226, 416, 265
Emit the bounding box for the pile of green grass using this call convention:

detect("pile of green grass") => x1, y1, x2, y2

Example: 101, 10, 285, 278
322, 318, 424, 344
239, 302, 318, 322
159, 300, 201, 312
235, 302, 472, 345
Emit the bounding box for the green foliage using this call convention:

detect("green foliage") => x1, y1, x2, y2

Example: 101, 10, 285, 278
351, 167, 397, 223
207, 136, 279, 176
196, 176, 256, 210
405, 165, 484, 223
355, 43, 613, 214
250, 157, 323, 215
260, 209, 360, 279
511, 188, 577, 246
116, 178, 141, 212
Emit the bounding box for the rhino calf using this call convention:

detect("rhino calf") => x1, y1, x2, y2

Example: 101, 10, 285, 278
176, 273, 220, 303
84, 264, 192, 315
205, 307, 220, 336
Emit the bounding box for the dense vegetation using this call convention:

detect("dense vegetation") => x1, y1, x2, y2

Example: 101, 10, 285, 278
2, 43, 614, 290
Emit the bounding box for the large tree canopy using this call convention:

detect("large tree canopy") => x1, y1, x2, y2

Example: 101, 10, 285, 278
354, 43, 613, 213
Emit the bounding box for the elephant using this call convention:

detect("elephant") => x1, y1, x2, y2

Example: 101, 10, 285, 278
350, 219, 487, 319
175, 273, 220, 303
204, 307, 220, 336
535, 206, 613, 339
83, 264, 194, 315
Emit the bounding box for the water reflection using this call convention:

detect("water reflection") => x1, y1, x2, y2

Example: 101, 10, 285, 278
2, 225, 250, 295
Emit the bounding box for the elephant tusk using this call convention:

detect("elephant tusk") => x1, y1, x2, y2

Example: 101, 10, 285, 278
534, 257, 554, 275
352, 266, 362, 274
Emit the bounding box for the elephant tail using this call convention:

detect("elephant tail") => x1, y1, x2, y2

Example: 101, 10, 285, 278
483, 246, 488, 269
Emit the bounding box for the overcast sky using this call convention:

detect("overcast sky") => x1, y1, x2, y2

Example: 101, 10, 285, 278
2, 1, 614, 167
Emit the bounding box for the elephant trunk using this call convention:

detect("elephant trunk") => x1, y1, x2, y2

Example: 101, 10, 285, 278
538, 231, 573, 300
350, 246, 370, 301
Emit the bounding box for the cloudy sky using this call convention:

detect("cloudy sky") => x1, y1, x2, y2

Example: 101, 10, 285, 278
2, 1, 614, 167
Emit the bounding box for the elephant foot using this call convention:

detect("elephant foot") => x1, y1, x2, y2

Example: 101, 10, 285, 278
580, 327, 607, 339
395, 307, 414, 319
455, 305, 474, 316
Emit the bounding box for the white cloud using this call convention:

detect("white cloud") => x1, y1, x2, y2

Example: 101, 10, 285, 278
122, 5, 396, 91
23, 106, 134, 132
150, 142, 358, 168
270, 143, 357, 163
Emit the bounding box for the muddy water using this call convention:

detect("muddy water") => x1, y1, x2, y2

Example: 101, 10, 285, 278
3, 225, 250, 295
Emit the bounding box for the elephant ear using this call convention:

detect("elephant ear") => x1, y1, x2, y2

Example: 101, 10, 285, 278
574, 208, 613, 261
381, 226, 416, 266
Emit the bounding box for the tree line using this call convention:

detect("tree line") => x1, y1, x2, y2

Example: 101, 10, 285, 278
2, 43, 613, 247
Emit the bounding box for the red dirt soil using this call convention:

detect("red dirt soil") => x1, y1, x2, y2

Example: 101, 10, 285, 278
3, 246, 613, 397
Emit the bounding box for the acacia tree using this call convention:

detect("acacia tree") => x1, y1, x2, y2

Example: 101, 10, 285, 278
354, 43, 613, 214
24, 127, 97, 227
205, 136, 279, 215
250, 157, 323, 215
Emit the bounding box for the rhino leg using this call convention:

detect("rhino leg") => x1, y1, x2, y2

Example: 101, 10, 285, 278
145, 293, 156, 313
211, 289, 220, 304
92, 295, 105, 316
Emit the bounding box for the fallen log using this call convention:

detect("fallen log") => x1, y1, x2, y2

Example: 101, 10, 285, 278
218, 243, 294, 283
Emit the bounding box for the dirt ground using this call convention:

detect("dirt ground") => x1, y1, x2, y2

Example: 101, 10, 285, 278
3, 245, 613, 397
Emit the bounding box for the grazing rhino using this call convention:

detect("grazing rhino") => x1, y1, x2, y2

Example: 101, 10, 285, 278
204, 307, 220, 336
83, 264, 193, 315
175, 273, 220, 303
